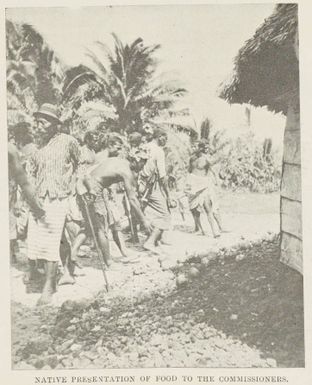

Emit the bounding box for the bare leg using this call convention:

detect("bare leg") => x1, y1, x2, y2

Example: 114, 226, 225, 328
129, 208, 139, 243
24, 259, 40, 283
203, 198, 220, 238
213, 208, 223, 232
37, 261, 58, 306
191, 209, 199, 231
144, 228, 162, 252
71, 232, 87, 261
59, 230, 76, 285
111, 227, 128, 258
191, 209, 205, 235
96, 224, 111, 267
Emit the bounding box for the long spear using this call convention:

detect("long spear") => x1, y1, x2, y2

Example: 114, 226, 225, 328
81, 196, 109, 292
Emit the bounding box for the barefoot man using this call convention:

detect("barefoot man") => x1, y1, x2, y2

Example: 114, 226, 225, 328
186, 139, 223, 238
27, 103, 81, 305
139, 128, 172, 252
77, 148, 152, 267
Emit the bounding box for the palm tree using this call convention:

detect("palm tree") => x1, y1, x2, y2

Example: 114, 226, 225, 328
199, 117, 230, 156
61, 64, 116, 138
6, 20, 65, 126
67, 34, 188, 134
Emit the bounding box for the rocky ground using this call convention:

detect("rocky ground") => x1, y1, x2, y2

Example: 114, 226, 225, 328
10, 192, 304, 369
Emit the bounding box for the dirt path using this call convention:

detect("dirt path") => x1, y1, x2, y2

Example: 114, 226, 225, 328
11, 192, 303, 370
11, 192, 279, 307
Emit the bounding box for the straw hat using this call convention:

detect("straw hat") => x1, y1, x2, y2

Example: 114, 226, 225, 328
34, 103, 62, 124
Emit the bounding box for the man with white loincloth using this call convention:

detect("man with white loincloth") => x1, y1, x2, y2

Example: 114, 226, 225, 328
27, 103, 81, 305
186, 139, 223, 238
139, 128, 173, 252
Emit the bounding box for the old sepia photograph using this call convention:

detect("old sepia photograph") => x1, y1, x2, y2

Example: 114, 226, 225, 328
6, 2, 303, 371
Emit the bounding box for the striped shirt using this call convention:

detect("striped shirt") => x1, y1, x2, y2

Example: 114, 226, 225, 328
29, 133, 81, 199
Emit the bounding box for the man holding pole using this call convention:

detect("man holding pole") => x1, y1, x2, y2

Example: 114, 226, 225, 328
77, 147, 152, 269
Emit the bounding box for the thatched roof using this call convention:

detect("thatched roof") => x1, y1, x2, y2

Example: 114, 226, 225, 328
220, 4, 299, 115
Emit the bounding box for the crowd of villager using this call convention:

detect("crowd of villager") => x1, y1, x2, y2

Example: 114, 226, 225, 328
8, 102, 226, 306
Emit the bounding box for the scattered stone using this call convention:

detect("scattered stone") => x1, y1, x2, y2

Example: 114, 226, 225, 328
60, 339, 75, 352
150, 335, 163, 347
107, 352, 117, 361
31, 358, 45, 369
77, 357, 92, 368
189, 267, 200, 278
22, 335, 53, 357
160, 258, 176, 270
80, 350, 99, 361
15, 361, 36, 370
266, 358, 277, 367
236, 254, 246, 262
153, 351, 166, 367
70, 343, 82, 352
70, 317, 80, 324
43, 355, 58, 369
201, 257, 210, 266
176, 274, 187, 288
99, 307, 111, 315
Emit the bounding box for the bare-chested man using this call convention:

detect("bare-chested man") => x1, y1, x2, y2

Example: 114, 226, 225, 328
77, 148, 152, 267
186, 139, 223, 238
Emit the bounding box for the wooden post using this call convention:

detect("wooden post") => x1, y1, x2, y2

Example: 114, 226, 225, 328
280, 99, 302, 273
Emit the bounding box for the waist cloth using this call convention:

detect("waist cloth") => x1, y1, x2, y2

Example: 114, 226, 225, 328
27, 195, 70, 262
185, 173, 218, 212
142, 178, 170, 231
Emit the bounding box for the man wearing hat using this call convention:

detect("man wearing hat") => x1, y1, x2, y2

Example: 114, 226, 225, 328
27, 103, 81, 305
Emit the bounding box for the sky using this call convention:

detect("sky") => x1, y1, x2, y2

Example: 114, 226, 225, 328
6, 4, 286, 143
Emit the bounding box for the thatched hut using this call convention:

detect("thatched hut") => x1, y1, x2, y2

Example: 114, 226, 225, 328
220, 4, 301, 273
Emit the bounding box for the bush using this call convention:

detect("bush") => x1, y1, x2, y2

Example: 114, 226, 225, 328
219, 133, 282, 193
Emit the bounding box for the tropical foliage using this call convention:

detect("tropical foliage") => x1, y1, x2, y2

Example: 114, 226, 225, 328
6, 20, 281, 194
6, 20, 64, 128
199, 118, 230, 156
219, 133, 281, 193
65, 34, 188, 135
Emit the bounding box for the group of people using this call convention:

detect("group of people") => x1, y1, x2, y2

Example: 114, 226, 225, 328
8, 103, 224, 305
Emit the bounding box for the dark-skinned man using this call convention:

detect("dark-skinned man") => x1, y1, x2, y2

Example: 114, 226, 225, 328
186, 139, 223, 238
27, 103, 81, 305
139, 128, 172, 253
77, 146, 152, 267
